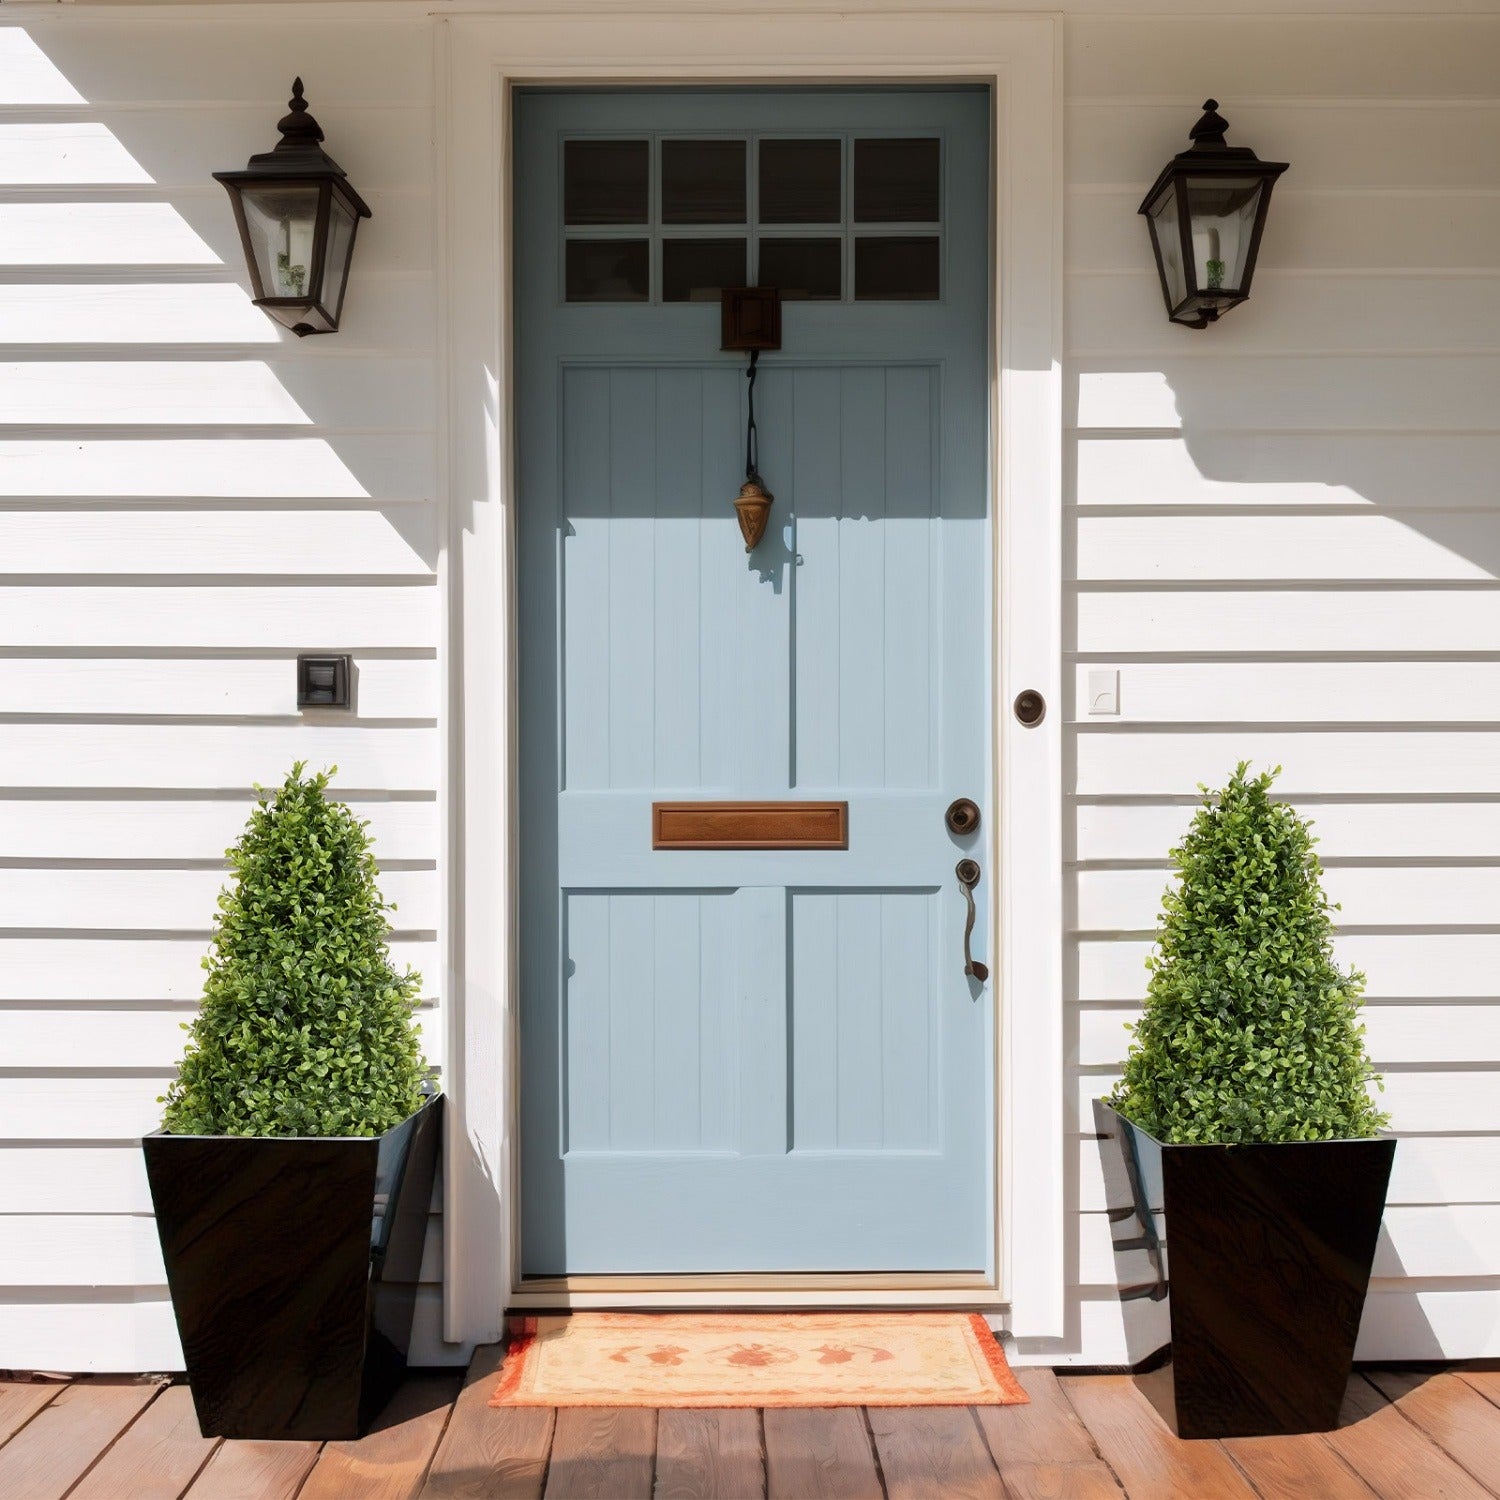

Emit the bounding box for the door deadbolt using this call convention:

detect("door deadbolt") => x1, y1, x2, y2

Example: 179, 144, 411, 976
945, 798, 981, 837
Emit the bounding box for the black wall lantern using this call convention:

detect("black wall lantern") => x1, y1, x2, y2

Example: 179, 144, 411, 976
215, 79, 371, 336
1140, 100, 1287, 329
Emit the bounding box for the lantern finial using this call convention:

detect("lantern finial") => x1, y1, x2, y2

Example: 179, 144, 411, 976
275, 78, 326, 151
1188, 100, 1230, 149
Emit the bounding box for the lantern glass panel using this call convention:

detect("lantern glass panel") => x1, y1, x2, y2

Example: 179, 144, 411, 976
239, 184, 321, 300
322, 192, 359, 318
1147, 185, 1187, 309
1184, 175, 1264, 294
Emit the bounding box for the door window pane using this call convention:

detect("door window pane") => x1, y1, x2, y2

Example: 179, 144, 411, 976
564, 140, 649, 225
758, 237, 841, 301
853, 138, 940, 223
662, 140, 747, 224
855, 236, 939, 300
566, 239, 649, 302
759, 139, 841, 224
662, 238, 746, 302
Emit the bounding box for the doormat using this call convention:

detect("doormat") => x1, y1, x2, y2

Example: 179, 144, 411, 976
490, 1312, 1028, 1408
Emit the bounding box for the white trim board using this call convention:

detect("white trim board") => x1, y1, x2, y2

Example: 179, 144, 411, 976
439, 9, 1065, 1347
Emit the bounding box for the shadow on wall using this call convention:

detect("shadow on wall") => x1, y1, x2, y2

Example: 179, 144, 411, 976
0, 26, 435, 565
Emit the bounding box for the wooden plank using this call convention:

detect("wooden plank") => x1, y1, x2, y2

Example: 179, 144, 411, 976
1075, 514, 1500, 586
1077, 931, 1500, 1004
866, 1406, 1006, 1500
1076, 731, 1500, 799
1077, 1001, 1500, 1069
541, 1408, 655, 1500
182, 1437, 322, 1500
1324, 1375, 1493, 1500
0, 509, 435, 579
1058, 1375, 1257, 1500
1074, 865, 1500, 935
0, 1378, 163, 1500
654, 1409, 764, 1500
763, 1408, 881, 1500
1073, 434, 1500, 512
68, 1383, 219, 1500
1219, 1432, 1377, 1500
0, 587, 436, 652
0, 937, 435, 1005
1077, 593, 1500, 659
299, 1373, 462, 1500
0, 437, 428, 501
0, 1380, 62, 1447
0, 867, 436, 934
1, 795, 437, 863
996, 1463, 1127, 1500
1075, 799, 1500, 862
420, 1345, 554, 1500
652, 801, 848, 851
1456, 1369, 1500, 1410
973, 1369, 1100, 1467
1363, 1370, 1500, 1493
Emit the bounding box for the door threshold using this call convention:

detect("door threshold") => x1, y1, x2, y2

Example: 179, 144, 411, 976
515, 1270, 997, 1300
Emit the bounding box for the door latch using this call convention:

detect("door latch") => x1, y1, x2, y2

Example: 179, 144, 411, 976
955, 859, 989, 982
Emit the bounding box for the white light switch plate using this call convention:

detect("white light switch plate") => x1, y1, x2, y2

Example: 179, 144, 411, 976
1087, 668, 1120, 716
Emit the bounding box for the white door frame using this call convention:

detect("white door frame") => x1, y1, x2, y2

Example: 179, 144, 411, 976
439, 5, 1065, 1345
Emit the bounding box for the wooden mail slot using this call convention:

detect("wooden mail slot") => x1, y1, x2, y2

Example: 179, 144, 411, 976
652, 801, 848, 851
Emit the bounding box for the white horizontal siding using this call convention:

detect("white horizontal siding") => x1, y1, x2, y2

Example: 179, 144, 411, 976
1, 795, 437, 861
0, 938, 436, 1002
1060, 8, 1500, 1368
0, 11, 455, 1371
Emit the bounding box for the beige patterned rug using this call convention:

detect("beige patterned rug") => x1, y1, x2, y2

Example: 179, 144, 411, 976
490, 1311, 1028, 1408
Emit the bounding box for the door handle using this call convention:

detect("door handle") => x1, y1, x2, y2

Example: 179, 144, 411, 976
955, 859, 989, 982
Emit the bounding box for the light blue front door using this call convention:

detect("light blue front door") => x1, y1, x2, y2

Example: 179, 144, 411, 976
516, 88, 992, 1275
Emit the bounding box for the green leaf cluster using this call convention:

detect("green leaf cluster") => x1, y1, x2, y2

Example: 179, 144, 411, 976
160, 763, 428, 1137
1109, 763, 1388, 1145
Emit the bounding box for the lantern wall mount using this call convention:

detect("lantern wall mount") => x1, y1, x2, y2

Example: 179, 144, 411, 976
1139, 100, 1288, 330
214, 79, 372, 337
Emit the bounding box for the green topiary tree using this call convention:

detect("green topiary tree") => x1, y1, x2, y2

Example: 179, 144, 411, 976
161, 763, 428, 1137
1109, 763, 1387, 1145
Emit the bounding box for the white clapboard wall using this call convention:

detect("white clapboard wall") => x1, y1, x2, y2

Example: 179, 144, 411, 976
6, 2, 1500, 1374
0, 12, 452, 1371
1063, 9, 1500, 1364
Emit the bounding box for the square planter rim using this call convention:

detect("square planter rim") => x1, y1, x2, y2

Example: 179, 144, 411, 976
145, 1088, 442, 1144
1096, 1098, 1395, 1152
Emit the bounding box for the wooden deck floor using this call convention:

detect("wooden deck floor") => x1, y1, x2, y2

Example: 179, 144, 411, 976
2, 1349, 1497, 1500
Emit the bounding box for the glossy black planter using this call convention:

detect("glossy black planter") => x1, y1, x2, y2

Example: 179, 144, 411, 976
1093, 1099, 1394, 1439
143, 1093, 442, 1440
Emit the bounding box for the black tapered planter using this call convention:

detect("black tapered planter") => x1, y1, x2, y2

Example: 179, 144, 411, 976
1093, 1099, 1394, 1439
143, 1092, 442, 1441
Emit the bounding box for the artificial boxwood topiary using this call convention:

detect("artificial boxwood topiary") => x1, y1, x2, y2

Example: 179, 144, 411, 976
1109, 763, 1387, 1145
160, 763, 427, 1138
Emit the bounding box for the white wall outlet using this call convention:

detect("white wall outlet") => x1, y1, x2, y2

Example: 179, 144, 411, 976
1087, 668, 1120, 716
